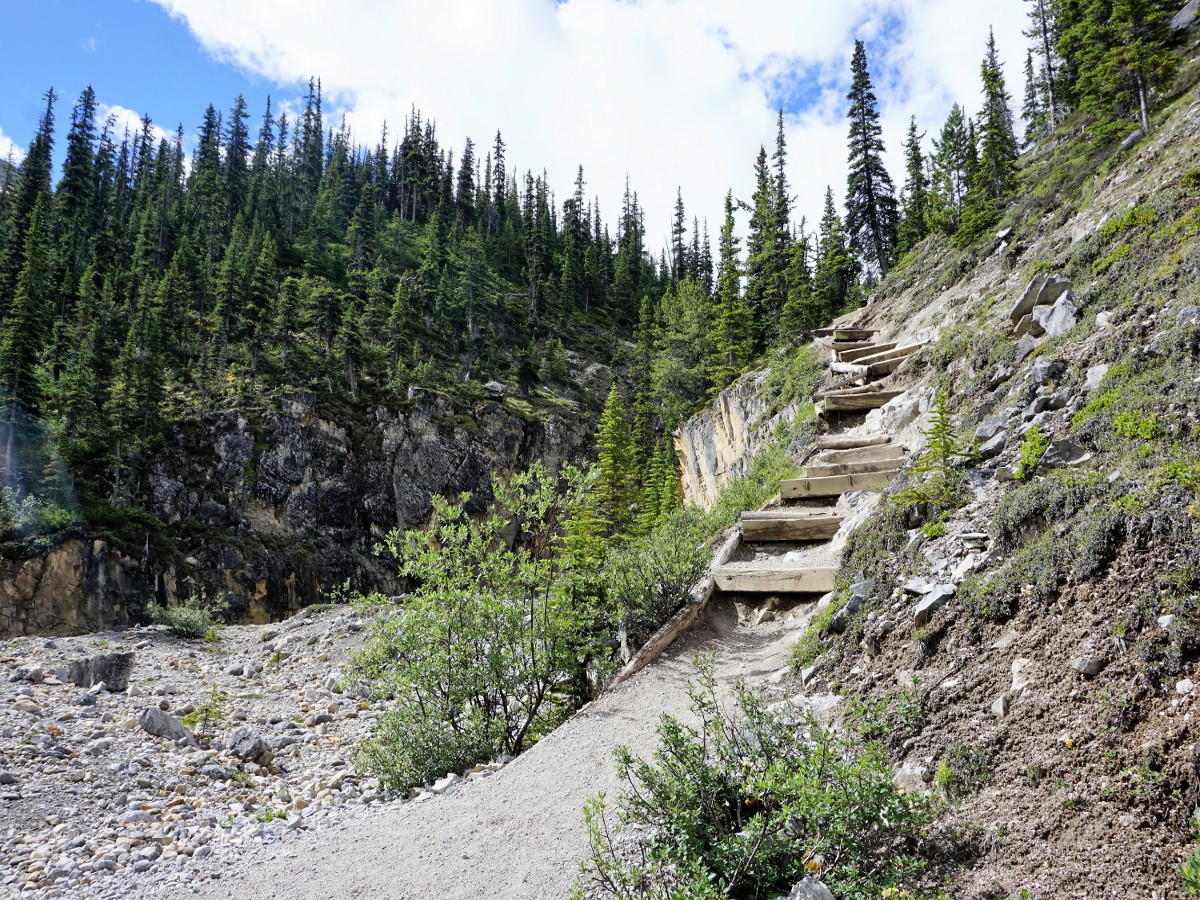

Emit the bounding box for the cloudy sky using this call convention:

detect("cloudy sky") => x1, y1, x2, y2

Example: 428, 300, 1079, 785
0, 0, 1027, 250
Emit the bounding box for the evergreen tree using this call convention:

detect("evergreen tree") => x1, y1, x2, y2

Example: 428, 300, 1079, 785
1022, 49, 1049, 146
844, 41, 898, 277
1024, 0, 1064, 128
708, 191, 753, 391
897, 117, 931, 254
814, 187, 858, 320
928, 104, 974, 233
961, 30, 1020, 241
591, 384, 635, 541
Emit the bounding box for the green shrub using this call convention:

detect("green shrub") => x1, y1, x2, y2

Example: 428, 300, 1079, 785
181, 685, 226, 741
935, 741, 993, 800
1014, 425, 1051, 480
845, 692, 925, 749
349, 462, 598, 795
148, 593, 227, 640
993, 471, 1108, 549
575, 656, 941, 899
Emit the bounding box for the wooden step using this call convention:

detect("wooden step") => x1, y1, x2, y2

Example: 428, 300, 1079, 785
803, 458, 905, 479
829, 340, 876, 353
740, 512, 843, 542
714, 565, 838, 594
781, 469, 899, 499
822, 390, 905, 412
816, 434, 892, 450
813, 444, 904, 466
832, 328, 878, 342
837, 341, 897, 363
815, 326, 867, 338
853, 341, 926, 367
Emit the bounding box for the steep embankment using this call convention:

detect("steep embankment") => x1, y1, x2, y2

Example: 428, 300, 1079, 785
784, 77, 1200, 896
0, 369, 606, 638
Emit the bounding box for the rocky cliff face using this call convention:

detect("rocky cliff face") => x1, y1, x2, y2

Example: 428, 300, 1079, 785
0, 388, 596, 637
675, 371, 794, 509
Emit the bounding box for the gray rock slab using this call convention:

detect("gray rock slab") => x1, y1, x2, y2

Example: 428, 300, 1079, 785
1173, 0, 1198, 30
788, 878, 836, 900
66, 652, 134, 692
1070, 655, 1105, 677
1009, 273, 1047, 323
1041, 439, 1091, 468
1031, 292, 1080, 338
978, 431, 1006, 460
914, 584, 955, 626
137, 707, 195, 745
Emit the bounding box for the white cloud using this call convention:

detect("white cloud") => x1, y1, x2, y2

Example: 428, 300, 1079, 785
148, 0, 1026, 253
96, 103, 176, 147
0, 125, 25, 166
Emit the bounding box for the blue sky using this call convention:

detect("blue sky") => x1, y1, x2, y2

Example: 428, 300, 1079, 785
0, 0, 1027, 242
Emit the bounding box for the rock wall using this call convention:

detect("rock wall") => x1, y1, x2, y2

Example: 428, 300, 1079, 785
676, 371, 794, 510
0, 389, 595, 637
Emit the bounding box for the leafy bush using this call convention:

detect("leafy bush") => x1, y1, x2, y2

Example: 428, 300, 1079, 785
934, 741, 993, 800
349, 462, 598, 795
1014, 425, 1050, 480
575, 656, 941, 900
605, 506, 710, 653
992, 470, 1108, 549
707, 418, 804, 533
148, 592, 226, 640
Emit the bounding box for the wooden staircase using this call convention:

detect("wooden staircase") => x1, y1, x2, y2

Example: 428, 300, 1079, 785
815, 328, 925, 414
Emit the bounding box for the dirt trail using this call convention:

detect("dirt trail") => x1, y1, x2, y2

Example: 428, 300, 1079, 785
185, 601, 811, 900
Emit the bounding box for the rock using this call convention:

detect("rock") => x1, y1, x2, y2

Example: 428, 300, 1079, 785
1014, 314, 1034, 338
405, 384, 426, 401
1177, 305, 1200, 327
754, 608, 777, 626
1030, 292, 1080, 338
1037, 276, 1073, 307
978, 431, 1006, 460
995, 226, 1014, 244
1030, 359, 1065, 386
1009, 273, 1047, 323
1085, 364, 1111, 392
987, 365, 1014, 389
1070, 655, 1105, 677
1118, 127, 1145, 152
1041, 439, 1091, 468
993, 629, 1021, 650
1158, 614, 1176, 630
914, 584, 955, 626
1178, 679, 1194, 695
65, 652, 134, 692
200, 764, 231, 780
800, 664, 821, 687
894, 761, 931, 793
903, 578, 934, 595
1173, 0, 1198, 30
991, 694, 1010, 718
0, 770, 17, 785
14, 698, 42, 714
975, 415, 1008, 442
1014, 337, 1038, 364
137, 707, 195, 745
958, 533, 990, 550
787, 877, 836, 900
431, 773, 460, 794
483, 381, 508, 399
1012, 658, 1032, 692
228, 726, 273, 764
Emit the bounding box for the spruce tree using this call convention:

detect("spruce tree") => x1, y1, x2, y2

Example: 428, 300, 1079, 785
708, 191, 753, 391
844, 41, 898, 277
961, 31, 1020, 241
1021, 50, 1049, 146
814, 187, 858, 321
897, 117, 931, 254
1024, 0, 1064, 127
592, 384, 635, 540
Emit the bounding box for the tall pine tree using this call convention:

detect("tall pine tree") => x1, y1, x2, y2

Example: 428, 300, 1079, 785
844, 41, 898, 278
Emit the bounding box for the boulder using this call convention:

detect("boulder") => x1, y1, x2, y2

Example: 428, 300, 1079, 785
228, 726, 273, 764
987, 365, 1014, 389
1041, 439, 1091, 468
1084, 365, 1110, 391
974, 415, 1008, 442
1173, 0, 1198, 30
991, 694, 1011, 718
978, 432, 1006, 460
1030, 359, 1065, 386
787, 878, 836, 900
914, 584, 955, 626
66, 652, 134, 693
483, 381, 508, 399
1036, 276, 1073, 307
138, 708, 195, 745
1030, 292, 1080, 338
1009, 273, 1047, 323
1070, 655, 1105, 677
894, 761, 931, 793
1177, 305, 1200, 327
1014, 337, 1038, 364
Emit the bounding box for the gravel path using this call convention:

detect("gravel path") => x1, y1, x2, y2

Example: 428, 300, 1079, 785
187, 599, 809, 900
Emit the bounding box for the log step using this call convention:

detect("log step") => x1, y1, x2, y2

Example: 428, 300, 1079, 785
837, 341, 898, 363
714, 565, 838, 594
832, 328, 878, 342
851, 341, 926, 368
740, 512, 844, 542
822, 391, 905, 412
813, 443, 904, 466
780, 469, 899, 499
816, 434, 892, 450
803, 458, 905, 479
